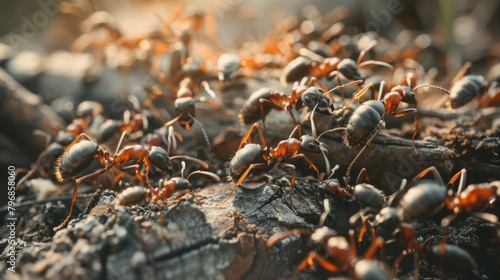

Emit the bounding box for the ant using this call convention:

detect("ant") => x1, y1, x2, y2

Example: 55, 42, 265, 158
53, 133, 208, 231
432, 62, 490, 109
150, 161, 220, 203
214, 121, 326, 210
267, 227, 389, 278
16, 101, 105, 190
346, 168, 387, 243
96, 109, 149, 146
115, 161, 220, 206
239, 77, 363, 134
317, 81, 448, 179
281, 39, 393, 85
143, 77, 231, 149
441, 170, 498, 229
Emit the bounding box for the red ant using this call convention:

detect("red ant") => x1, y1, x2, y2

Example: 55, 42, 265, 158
143, 77, 231, 149
317, 81, 449, 179
267, 227, 390, 278
281, 40, 393, 85
115, 161, 220, 206
239, 77, 363, 134
441, 170, 498, 228
53, 132, 206, 231
214, 122, 325, 210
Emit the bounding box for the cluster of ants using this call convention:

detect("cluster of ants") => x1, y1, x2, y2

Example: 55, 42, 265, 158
15, 2, 500, 279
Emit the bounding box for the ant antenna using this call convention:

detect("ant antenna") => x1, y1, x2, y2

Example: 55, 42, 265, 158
319, 198, 330, 227
180, 161, 186, 179
311, 104, 331, 177
326, 164, 340, 180
377, 81, 386, 101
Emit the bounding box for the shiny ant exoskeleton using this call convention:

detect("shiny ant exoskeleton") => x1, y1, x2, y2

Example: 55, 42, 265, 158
143, 77, 230, 149
432, 62, 489, 109
239, 77, 362, 134
115, 161, 220, 206
53, 132, 208, 231
267, 227, 390, 278
214, 122, 326, 210
281, 40, 393, 85
317, 81, 448, 179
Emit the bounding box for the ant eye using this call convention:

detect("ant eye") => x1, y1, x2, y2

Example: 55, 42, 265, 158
156, 154, 166, 162
308, 142, 316, 149
304, 96, 311, 103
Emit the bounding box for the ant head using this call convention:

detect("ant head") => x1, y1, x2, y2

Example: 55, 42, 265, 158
392, 85, 417, 105
148, 146, 172, 173
299, 135, 323, 153
301, 87, 335, 115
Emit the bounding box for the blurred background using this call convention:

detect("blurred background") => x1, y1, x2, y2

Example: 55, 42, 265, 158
1, 0, 499, 65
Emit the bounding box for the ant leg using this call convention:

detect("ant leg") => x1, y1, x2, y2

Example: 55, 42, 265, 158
281, 163, 298, 212
288, 125, 302, 139
446, 168, 466, 195
16, 148, 52, 190
319, 199, 330, 227
239, 123, 266, 150
451, 62, 473, 85
404, 166, 445, 192
162, 126, 179, 154
286, 154, 321, 180
187, 113, 211, 149
346, 121, 385, 180
356, 212, 370, 242
348, 229, 359, 256
53, 183, 79, 232
324, 80, 364, 108
362, 236, 385, 259
305, 252, 342, 273
115, 131, 128, 156
259, 97, 288, 135
357, 40, 377, 65
308, 76, 328, 91
170, 155, 209, 169
391, 108, 419, 151
317, 127, 347, 141
214, 163, 268, 207
140, 158, 155, 192
356, 168, 369, 185
266, 228, 313, 247
185, 170, 221, 182
358, 60, 394, 71
163, 115, 181, 128
441, 213, 458, 227
337, 83, 375, 113
75, 168, 109, 184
